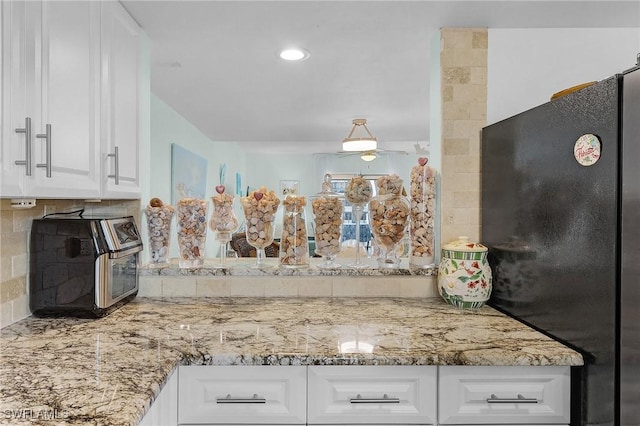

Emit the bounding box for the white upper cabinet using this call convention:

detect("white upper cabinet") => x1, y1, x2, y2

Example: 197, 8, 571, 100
100, 0, 142, 199
0, 0, 142, 200
1, 0, 101, 198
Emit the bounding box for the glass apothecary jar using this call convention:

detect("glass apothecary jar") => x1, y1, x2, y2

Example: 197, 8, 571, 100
176, 198, 208, 269
311, 174, 344, 269
279, 193, 310, 268
409, 158, 436, 268
144, 198, 175, 264
369, 174, 410, 268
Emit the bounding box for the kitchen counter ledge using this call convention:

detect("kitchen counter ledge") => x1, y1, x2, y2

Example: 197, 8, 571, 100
0, 297, 583, 426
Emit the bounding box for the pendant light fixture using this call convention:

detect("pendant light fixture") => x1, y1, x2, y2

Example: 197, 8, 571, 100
360, 152, 377, 162
342, 118, 378, 152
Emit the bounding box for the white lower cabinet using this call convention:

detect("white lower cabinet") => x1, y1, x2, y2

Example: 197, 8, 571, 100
178, 365, 307, 425
308, 365, 437, 425
438, 366, 571, 425
139, 368, 178, 426
158, 365, 571, 426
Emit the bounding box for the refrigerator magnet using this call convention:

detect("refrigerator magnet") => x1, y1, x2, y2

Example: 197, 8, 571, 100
574, 134, 601, 166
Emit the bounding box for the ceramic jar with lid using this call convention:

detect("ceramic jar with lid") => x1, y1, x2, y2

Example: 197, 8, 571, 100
438, 236, 492, 310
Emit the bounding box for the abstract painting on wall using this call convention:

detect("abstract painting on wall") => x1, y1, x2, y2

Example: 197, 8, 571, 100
171, 143, 208, 204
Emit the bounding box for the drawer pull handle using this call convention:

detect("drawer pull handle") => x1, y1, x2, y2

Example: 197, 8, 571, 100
216, 393, 266, 404
349, 393, 400, 404
486, 393, 539, 404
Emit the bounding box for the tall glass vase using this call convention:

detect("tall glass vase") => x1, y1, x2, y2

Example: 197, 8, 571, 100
144, 198, 174, 264
311, 174, 344, 269
347, 203, 367, 268
344, 176, 372, 269
176, 198, 208, 269
279, 194, 310, 268
240, 187, 280, 269
209, 191, 239, 269
369, 174, 410, 268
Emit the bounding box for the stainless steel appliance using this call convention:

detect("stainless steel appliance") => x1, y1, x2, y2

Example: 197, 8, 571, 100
482, 63, 640, 425
30, 215, 143, 317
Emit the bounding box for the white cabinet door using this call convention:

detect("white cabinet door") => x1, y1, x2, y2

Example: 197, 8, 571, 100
178, 366, 307, 425
100, 0, 141, 199
439, 366, 571, 425
139, 368, 178, 426
1, 0, 29, 196
1, 0, 101, 199
308, 365, 437, 425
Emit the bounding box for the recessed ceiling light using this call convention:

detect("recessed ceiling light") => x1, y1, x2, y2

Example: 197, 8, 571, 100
279, 48, 310, 61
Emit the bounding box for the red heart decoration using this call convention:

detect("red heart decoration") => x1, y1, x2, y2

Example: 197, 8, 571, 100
418, 157, 428, 166
254, 192, 264, 201
215, 185, 225, 194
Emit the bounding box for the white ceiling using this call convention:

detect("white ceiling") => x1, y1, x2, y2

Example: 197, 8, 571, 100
121, 0, 639, 154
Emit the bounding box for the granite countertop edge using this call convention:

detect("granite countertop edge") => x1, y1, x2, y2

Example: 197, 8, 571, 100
0, 297, 584, 426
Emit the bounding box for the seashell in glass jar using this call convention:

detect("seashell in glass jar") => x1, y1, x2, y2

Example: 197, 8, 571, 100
311, 174, 344, 269
279, 194, 310, 268
369, 174, 410, 268
409, 159, 436, 268
438, 236, 493, 310
176, 198, 208, 269
144, 198, 175, 264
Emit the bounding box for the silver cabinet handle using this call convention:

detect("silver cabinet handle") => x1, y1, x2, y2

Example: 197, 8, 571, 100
14, 117, 32, 176
36, 124, 52, 177
486, 393, 539, 403
107, 146, 119, 185
216, 393, 266, 404
349, 393, 400, 404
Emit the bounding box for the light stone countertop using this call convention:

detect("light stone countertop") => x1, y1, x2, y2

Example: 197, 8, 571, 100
0, 297, 584, 426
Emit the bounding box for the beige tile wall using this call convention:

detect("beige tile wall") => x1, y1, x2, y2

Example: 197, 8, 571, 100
439, 28, 487, 245
0, 199, 140, 327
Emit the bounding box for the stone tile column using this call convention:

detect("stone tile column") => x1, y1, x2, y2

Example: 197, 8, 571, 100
439, 28, 488, 245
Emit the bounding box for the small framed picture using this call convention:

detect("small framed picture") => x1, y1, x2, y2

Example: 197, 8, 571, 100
280, 180, 299, 196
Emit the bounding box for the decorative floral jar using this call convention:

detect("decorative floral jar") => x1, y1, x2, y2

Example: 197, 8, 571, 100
176, 198, 208, 269
279, 193, 309, 268
144, 197, 174, 264
311, 174, 344, 269
369, 174, 410, 268
438, 236, 492, 310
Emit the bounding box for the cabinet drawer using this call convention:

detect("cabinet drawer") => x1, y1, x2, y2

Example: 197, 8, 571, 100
439, 366, 570, 424
308, 366, 437, 424
178, 366, 306, 424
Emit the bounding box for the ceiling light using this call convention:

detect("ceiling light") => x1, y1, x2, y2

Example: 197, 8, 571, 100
360, 152, 377, 162
342, 118, 378, 152
279, 48, 310, 61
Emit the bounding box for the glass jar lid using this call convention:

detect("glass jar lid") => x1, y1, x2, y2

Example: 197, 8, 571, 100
312, 173, 343, 199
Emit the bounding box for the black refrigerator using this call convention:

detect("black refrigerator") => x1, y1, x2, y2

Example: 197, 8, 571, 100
481, 64, 640, 426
